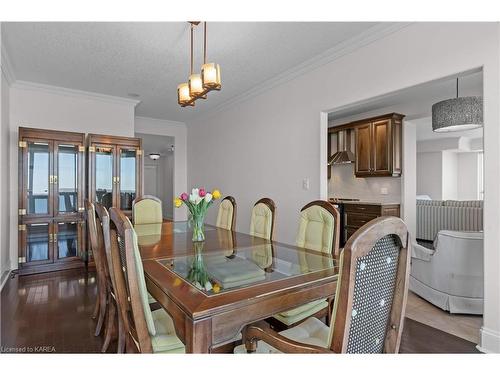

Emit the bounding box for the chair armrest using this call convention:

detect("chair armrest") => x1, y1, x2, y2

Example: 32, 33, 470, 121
411, 242, 434, 262
242, 322, 332, 354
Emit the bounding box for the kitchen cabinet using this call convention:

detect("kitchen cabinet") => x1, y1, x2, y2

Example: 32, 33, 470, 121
343, 202, 400, 243
354, 113, 403, 177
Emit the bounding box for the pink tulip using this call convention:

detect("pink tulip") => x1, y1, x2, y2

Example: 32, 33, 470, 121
180, 193, 188, 201
199, 188, 206, 197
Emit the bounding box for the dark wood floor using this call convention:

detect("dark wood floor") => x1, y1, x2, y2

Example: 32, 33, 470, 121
0, 269, 479, 354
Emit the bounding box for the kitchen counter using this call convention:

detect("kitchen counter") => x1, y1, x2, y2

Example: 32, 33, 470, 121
338, 201, 401, 206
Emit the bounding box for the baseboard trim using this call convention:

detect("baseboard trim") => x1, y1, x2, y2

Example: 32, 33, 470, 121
0, 269, 12, 292
477, 326, 500, 353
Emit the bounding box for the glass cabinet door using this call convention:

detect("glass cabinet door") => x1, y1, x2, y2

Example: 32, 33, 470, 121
119, 148, 137, 211
94, 146, 115, 209
26, 223, 51, 263
56, 221, 79, 259
25, 141, 53, 217
56, 144, 79, 215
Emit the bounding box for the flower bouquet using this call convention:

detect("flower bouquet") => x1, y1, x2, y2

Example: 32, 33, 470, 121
174, 187, 221, 242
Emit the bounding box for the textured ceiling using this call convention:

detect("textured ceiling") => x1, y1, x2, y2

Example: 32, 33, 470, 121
2, 22, 379, 122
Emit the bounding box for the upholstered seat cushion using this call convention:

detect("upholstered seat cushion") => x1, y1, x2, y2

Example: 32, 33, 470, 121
216, 199, 234, 230
151, 309, 185, 353
133, 199, 163, 225
234, 317, 329, 354
273, 299, 328, 326
296, 206, 335, 253
250, 203, 273, 240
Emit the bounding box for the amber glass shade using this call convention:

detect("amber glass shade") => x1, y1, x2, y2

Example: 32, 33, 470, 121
189, 74, 204, 97
201, 63, 221, 89
177, 83, 192, 105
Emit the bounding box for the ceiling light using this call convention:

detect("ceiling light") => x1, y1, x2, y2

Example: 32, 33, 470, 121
149, 153, 161, 160
432, 78, 483, 132
178, 22, 221, 107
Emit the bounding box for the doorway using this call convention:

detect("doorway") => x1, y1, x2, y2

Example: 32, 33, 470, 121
323, 69, 484, 344
135, 133, 175, 220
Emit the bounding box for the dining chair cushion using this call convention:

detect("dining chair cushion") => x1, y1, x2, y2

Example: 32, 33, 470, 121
296, 205, 335, 253
216, 199, 234, 230
250, 203, 273, 240
129, 226, 157, 336
133, 199, 163, 225
151, 309, 185, 353
273, 299, 328, 326
148, 292, 157, 304
234, 316, 329, 354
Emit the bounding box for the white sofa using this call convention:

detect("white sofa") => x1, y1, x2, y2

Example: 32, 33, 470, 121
416, 200, 483, 241
410, 230, 483, 314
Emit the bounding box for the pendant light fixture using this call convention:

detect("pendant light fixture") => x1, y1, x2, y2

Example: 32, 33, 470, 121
432, 77, 483, 132
178, 22, 221, 107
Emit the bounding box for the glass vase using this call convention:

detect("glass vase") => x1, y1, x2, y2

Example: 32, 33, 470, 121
191, 213, 206, 242
186, 242, 211, 291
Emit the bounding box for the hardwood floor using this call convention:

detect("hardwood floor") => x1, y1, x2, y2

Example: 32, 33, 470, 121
406, 291, 482, 344
0, 269, 479, 354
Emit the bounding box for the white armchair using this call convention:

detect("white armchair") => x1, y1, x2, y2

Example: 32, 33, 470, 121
410, 230, 483, 315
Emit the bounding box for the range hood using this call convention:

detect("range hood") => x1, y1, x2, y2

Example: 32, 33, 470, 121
328, 129, 355, 165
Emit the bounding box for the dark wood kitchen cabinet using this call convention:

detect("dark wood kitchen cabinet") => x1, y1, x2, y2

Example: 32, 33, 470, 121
354, 113, 404, 177
18, 127, 86, 275
344, 202, 400, 242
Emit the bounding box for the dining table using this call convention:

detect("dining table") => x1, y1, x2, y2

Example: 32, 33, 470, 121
136, 221, 339, 353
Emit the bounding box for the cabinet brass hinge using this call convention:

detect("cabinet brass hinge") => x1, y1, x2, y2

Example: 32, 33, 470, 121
89, 146, 95, 153
18, 208, 26, 216
19, 141, 27, 148
49, 175, 54, 184
136, 149, 143, 156
18, 257, 26, 264
18, 224, 26, 231
78, 145, 85, 152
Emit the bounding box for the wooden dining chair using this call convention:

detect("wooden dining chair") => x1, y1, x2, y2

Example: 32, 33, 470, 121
236, 216, 410, 354
95, 202, 126, 353
216, 196, 237, 231
85, 200, 108, 339
108, 207, 184, 353
249, 198, 276, 241
132, 195, 163, 225
269, 200, 340, 329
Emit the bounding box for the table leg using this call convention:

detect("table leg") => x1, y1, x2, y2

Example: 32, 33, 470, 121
185, 318, 212, 353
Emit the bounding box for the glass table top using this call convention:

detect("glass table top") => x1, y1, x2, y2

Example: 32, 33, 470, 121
157, 243, 335, 296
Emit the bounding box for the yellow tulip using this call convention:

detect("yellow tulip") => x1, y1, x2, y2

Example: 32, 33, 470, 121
212, 189, 221, 200
174, 198, 182, 208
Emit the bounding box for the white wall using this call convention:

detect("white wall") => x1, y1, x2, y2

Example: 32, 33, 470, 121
1, 26, 11, 286
187, 23, 500, 352
457, 152, 481, 200
134, 116, 188, 221
417, 149, 482, 201
7, 83, 138, 271
442, 151, 458, 200
417, 152, 443, 200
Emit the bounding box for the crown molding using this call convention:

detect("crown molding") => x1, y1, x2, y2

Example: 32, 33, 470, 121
135, 115, 186, 127
191, 22, 413, 122
11, 80, 141, 107
1, 43, 16, 85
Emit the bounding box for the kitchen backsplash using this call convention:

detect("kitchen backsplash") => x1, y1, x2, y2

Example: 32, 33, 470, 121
328, 164, 402, 202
